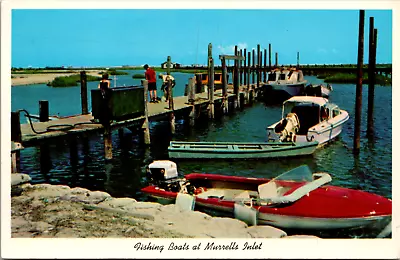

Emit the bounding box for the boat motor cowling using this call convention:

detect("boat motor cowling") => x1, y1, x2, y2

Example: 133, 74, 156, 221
147, 160, 179, 182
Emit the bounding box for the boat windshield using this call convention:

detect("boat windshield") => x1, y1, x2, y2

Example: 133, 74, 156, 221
271, 165, 313, 183
258, 165, 332, 204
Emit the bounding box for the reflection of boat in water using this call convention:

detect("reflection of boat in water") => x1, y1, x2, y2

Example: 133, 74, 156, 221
263, 67, 307, 102
304, 84, 333, 98
167, 140, 319, 159
267, 96, 349, 146
141, 161, 392, 230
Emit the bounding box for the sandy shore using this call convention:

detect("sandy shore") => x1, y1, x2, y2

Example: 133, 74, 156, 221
11, 70, 103, 86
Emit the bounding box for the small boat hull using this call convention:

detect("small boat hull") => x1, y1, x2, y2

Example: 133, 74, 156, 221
168, 141, 319, 159
142, 172, 391, 231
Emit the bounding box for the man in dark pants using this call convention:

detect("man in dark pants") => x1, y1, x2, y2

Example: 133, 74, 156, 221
144, 64, 158, 103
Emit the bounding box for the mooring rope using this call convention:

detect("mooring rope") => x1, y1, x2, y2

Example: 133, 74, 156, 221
16, 109, 101, 135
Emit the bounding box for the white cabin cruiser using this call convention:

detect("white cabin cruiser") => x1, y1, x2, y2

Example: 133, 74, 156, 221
264, 68, 307, 100
267, 96, 349, 146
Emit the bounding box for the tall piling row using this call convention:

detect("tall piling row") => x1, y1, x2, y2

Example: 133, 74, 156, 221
354, 10, 365, 154
252, 49, 255, 84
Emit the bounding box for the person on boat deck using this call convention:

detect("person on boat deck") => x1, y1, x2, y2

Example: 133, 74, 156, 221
159, 73, 176, 102
97, 73, 112, 126
144, 64, 159, 103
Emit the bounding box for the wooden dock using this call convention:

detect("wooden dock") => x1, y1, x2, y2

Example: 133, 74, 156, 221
19, 89, 243, 146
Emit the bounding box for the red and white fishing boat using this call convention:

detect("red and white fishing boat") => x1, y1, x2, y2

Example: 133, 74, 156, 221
141, 160, 392, 231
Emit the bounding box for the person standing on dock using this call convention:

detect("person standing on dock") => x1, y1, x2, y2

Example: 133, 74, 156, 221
144, 64, 158, 103
97, 73, 112, 125
159, 73, 175, 102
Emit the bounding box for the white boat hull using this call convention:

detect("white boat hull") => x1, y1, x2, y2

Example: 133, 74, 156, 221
148, 195, 390, 230
257, 212, 391, 230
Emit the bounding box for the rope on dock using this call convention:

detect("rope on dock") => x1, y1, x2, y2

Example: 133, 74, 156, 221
17, 109, 101, 134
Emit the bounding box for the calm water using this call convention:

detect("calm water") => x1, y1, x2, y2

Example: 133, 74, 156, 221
11, 72, 392, 238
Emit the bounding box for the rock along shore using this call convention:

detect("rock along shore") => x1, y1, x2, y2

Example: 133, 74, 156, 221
11, 173, 319, 239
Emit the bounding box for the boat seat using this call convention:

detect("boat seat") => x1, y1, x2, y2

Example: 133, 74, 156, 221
258, 181, 279, 199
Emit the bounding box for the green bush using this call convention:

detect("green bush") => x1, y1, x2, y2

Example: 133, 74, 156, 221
47, 74, 101, 87
132, 73, 145, 79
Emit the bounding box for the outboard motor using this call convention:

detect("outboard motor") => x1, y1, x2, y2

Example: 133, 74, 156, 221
275, 113, 300, 142
146, 160, 183, 192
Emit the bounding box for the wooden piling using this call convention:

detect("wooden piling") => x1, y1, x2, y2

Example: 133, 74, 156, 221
221, 57, 229, 114
269, 44, 272, 70
234, 45, 239, 109
243, 48, 247, 85
39, 100, 49, 122
367, 17, 376, 137
297, 52, 300, 69
252, 49, 255, 84
239, 49, 243, 85
188, 77, 196, 126
11, 112, 21, 173
103, 126, 112, 160
209, 57, 215, 119
11, 112, 21, 142
263, 49, 267, 82
239, 92, 245, 110
208, 43, 212, 97
247, 51, 251, 88
142, 79, 151, 145
257, 44, 261, 89
80, 71, 88, 115
354, 10, 365, 154
275, 52, 278, 67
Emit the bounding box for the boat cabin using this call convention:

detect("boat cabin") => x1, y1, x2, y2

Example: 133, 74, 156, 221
267, 68, 305, 84
282, 96, 341, 135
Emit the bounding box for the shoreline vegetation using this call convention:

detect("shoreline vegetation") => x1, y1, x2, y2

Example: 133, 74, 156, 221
11, 64, 391, 87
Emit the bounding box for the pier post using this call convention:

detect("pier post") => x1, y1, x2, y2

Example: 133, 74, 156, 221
80, 71, 89, 115
275, 52, 278, 67
263, 49, 267, 82
243, 48, 247, 86
252, 49, 255, 84
208, 57, 215, 119
221, 57, 229, 114
141, 79, 151, 145
297, 52, 300, 69
188, 77, 196, 126
208, 43, 212, 97
247, 51, 251, 88
167, 59, 175, 134
257, 44, 261, 89
11, 112, 22, 173
239, 92, 245, 111
354, 10, 365, 154
269, 43, 272, 70
234, 45, 239, 110
103, 126, 112, 160
239, 49, 243, 85
367, 18, 376, 137
39, 100, 49, 122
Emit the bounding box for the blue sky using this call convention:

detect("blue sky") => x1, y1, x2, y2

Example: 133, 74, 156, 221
11, 9, 392, 68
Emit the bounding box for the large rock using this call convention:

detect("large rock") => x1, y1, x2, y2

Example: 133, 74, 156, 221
11, 173, 31, 186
